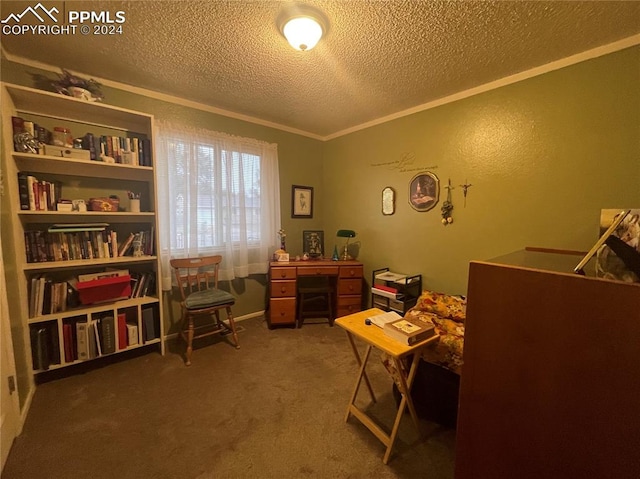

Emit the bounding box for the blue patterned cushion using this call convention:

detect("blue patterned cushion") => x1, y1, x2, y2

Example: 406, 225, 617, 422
185, 288, 235, 309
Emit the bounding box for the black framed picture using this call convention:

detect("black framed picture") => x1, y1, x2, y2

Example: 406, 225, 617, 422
292, 185, 313, 218
303, 230, 324, 258
409, 171, 440, 212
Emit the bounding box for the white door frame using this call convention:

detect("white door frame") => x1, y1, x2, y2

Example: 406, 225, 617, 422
1, 234, 21, 471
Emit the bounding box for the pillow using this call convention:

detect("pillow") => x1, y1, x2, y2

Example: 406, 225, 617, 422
414, 290, 466, 322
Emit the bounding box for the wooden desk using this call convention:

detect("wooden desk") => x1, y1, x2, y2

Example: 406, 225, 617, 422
336, 308, 439, 464
268, 260, 363, 327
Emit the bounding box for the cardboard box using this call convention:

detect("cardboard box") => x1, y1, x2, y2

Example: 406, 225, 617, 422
76, 275, 132, 305
43, 144, 91, 161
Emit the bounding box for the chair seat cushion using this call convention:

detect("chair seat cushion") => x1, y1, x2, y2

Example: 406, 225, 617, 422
185, 288, 235, 309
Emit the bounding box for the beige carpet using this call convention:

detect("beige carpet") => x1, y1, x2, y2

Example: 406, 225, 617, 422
2, 315, 455, 479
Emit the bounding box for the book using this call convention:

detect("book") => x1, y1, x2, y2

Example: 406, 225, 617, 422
77, 268, 129, 283
371, 286, 403, 300
142, 307, 157, 342
118, 232, 135, 256
100, 316, 116, 354
373, 284, 398, 294
17, 172, 30, 210
126, 323, 139, 346
367, 310, 402, 328
30, 326, 50, 370
63, 323, 74, 363
89, 319, 101, 358
383, 315, 436, 346
117, 313, 128, 350
76, 321, 90, 361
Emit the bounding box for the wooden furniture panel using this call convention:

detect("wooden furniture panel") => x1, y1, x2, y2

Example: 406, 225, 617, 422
338, 278, 361, 295
336, 296, 362, 318
339, 265, 363, 278
269, 298, 297, 325
270, 281, 297, 298
455, 254, 640, 479
267, 260, 363, 327
270, 267, 297, 280
298, 265, 339, 276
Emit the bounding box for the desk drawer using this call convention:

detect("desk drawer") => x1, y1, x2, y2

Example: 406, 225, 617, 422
339, 265, 363, 278
297, 266, 339, 276
338, 278, 362, 295
269, 298, 296, 325
336, 295, 362, 318
271, 280, 296, 298
271, 267, 297, 280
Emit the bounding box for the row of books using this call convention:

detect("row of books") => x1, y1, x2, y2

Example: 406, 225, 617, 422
29, 276, 70, 318
24, 227, 155, 263
130, 271, 156, 298
11, 116, 152, 167
17, 172, 62, 211
30, 308, 158, 370
29, 269, 155, 318
82, 132, 152, 167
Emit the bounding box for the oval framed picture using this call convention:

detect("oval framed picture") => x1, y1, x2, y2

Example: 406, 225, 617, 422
409, 172, 439, 212
382, 186, 395, 215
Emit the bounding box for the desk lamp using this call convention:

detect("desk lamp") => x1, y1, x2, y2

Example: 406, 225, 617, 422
336, 229, 356, 260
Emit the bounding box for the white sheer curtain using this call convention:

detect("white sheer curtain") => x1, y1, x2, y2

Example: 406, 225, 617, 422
155, 120, 281, 290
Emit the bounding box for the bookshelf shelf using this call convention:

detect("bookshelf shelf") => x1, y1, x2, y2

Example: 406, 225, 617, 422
22, 256, 158, 272
1, 82, 165, 376
371, 267, 422, 314
14, 152, 154, 179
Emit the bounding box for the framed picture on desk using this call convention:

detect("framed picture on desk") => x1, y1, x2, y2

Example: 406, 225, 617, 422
292, 185, 313, 218
303, 230, 324, 258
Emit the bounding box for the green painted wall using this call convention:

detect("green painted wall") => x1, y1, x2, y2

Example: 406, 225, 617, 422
322, 46, 640, 294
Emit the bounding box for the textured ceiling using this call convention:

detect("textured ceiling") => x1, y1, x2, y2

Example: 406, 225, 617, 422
1, 1, 639, 139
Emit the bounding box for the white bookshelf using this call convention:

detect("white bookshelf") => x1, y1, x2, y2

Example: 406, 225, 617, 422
1, 82, 164, 375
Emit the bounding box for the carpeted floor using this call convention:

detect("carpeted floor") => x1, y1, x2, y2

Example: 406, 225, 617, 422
2, 315, 455, 479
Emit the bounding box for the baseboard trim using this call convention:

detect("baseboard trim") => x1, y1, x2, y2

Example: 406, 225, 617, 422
162, 310, 264, 341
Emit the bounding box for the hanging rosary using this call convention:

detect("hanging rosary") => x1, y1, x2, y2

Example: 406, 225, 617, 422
441, 179, 454, 225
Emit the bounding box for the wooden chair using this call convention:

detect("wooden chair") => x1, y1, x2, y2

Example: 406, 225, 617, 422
170, 255, 239, 366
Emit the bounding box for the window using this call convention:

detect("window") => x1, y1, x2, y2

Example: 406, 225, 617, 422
156, 121, 281, 288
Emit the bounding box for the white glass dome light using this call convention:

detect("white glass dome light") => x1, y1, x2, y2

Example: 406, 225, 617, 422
283, 16, 324, 51
277, 4, 328, 52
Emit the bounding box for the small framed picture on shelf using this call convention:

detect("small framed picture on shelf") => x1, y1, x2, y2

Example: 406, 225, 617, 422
303, 230, 324, 258
292, 185, 313, 218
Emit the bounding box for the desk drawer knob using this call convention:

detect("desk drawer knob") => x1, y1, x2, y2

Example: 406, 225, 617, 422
280, 272, 287, 278
280, 287, 287, 293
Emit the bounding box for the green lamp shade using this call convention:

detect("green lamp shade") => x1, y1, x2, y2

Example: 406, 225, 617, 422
336, 229, 356, 238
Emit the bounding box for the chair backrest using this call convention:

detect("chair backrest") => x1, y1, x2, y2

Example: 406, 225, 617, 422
169, 255, 223, 301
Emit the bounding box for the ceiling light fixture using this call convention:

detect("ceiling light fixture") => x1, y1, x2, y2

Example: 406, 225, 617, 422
277, 4, 328, 52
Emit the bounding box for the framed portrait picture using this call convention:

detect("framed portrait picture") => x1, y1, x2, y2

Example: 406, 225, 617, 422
409, 172, 440, 212
303, 230, 324, 258
292, 185, 313, 218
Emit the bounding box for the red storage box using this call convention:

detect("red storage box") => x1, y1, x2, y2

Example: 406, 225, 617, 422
77, 275, 132, 305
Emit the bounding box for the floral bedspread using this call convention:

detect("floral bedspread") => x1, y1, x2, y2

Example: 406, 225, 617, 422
381, 290, 466, 379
